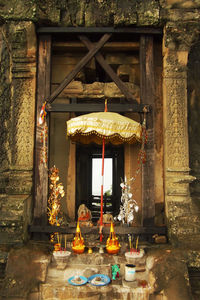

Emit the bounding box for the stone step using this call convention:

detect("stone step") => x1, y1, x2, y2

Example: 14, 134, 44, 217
40, 282, 150, 300
40, 283, 110, 300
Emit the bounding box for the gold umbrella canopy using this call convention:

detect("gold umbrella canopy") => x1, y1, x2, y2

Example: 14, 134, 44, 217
66, 112, 142, 145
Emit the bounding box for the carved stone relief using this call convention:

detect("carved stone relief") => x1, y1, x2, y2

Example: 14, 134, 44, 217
0, 21, 37, 244
163, 24, 199, 244
0, 25, 12, 171
164, 78, 188, 170
9, 22, 36, 170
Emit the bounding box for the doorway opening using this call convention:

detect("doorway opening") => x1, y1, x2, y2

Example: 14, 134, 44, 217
76, 143, 124, 222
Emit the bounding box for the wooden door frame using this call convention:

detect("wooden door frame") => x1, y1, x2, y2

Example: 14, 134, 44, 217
33, 27, 160, 229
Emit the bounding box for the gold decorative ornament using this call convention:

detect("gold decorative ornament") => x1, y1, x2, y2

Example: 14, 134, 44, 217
47, 166, 65, 226
72, 221, 85, 254
106, 222, 120, 254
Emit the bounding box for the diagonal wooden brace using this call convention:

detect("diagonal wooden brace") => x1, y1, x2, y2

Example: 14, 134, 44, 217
79, 35, 138, 104
47, 33, 112, 104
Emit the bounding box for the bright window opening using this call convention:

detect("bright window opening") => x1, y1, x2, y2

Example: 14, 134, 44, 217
92, 158, 113, 196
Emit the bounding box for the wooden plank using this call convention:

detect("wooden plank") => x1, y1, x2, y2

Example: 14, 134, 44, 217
140, 35, 155, 226
79, 35, 138, 103
53, 41, 139, 51
47, 33, 111, 104
29, 225, 167, 235
38, 27, 162, 35
34, 35, 51, 225
46, 103, 150, 113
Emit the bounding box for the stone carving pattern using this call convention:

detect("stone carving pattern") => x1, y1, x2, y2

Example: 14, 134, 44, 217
165, 78, 188, 169
0, 26, 12, 170
12, 79, 35, 168
10, 23, 36, 169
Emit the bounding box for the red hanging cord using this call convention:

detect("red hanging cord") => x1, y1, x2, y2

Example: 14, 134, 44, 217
100, 99, 107, 242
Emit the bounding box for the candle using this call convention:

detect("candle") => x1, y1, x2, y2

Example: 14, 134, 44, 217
65, 234, 66, 250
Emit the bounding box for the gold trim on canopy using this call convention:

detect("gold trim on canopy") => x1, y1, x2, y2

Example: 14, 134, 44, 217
67, 112, 142, 145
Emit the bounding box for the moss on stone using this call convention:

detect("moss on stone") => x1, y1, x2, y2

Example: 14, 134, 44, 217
0, 0, 162, 26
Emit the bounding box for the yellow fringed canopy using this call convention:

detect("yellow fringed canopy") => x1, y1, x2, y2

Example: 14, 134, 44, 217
67, 112, 142, 145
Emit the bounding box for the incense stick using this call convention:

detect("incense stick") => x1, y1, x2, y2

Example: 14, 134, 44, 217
136, 236, 139, 250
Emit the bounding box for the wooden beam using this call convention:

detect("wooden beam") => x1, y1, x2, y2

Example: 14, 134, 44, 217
79, 35, 138, 104
53, 41, 139, 51
29, 225, 167, 235
37, 27, 162, 35
34, 35, 51, 225
140, 35, 156, 226
47, 33, 111, 104
46, 103, 150, 113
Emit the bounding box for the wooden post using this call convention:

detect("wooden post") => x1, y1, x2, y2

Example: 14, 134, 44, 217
34, 35, 51, 225
140, 35, 155, 226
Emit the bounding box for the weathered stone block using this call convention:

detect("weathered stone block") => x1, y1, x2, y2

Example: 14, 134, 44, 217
167, 201, 191, 218
137, 0, 160, 26
0, 25, 12, 172
85, 0, 113, 27
83, 82, 104, 97
113, 0, 137, 26
0, 0, 36, 21
39, 283, 53, 300
104, 82, 140, 100
188, 251, 200, 268
148, 249, 193, 299
1, 195, 25, 211
7, 176, 32, 195
54, 81, 84, 97
1, 245, 51, 298
0, 232, 24, 246
36, 0, 60, 24
162, 0, 200, 9
28, 291, 40, 300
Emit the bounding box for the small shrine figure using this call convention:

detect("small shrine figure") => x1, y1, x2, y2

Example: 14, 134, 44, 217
78, 204, 93, 227
106, 222, 121, 254
112, 264, 120, 280
72, 221, 85, 254
97, 213, 114, 227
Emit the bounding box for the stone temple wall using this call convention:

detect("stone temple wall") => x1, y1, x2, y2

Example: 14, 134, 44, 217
0, 0, 200, 256
162, 23, 200, 247
0, 21, 36, 248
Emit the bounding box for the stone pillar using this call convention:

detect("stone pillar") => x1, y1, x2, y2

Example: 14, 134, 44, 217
0, 21, 36, 245
163, 24, 196, 245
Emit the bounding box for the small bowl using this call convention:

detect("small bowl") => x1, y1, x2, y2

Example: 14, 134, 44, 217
125, 249, 145, 264
53, 250, 71, 269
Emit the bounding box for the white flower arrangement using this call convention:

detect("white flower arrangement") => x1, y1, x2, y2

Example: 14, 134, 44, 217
117, 177, 139, 225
